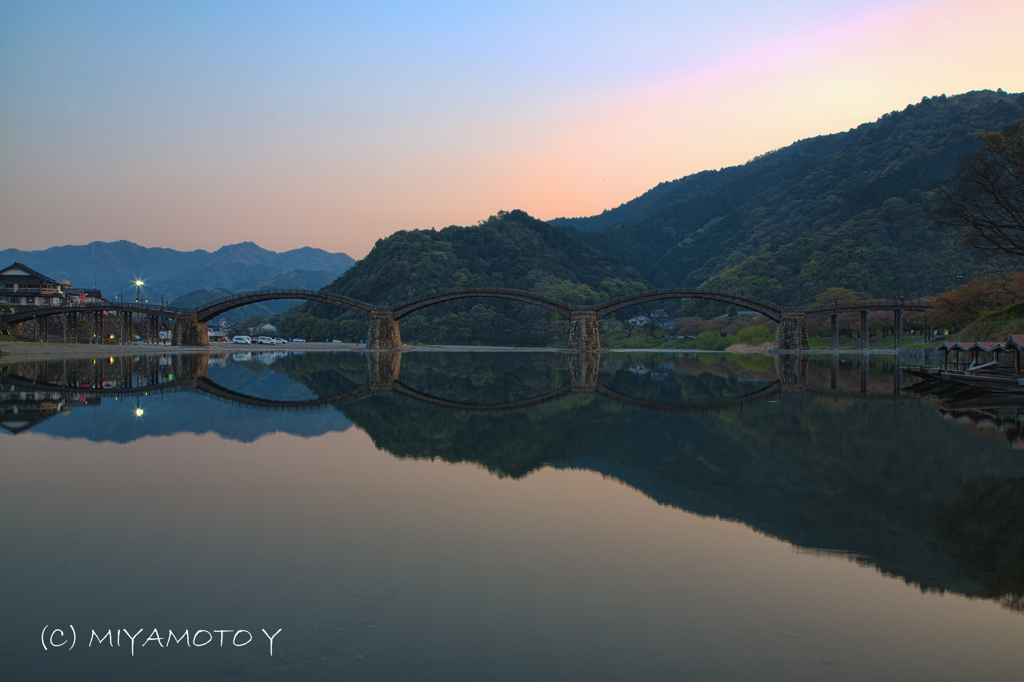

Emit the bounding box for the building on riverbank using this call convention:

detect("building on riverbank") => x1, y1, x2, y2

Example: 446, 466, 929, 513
0, 263, 65, 308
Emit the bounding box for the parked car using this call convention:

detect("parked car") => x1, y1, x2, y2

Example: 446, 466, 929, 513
331, 339, 343, 343
232, 335, 252, 344
273, 338, 287, 344
257, 336, 275, 345
291, 338, 305, 343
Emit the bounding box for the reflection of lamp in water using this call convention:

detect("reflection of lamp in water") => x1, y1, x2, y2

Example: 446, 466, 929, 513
134, 395, 144, 418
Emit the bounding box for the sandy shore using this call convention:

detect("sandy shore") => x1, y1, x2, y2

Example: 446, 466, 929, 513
0, 340, 567, 363
0, 340, 356, 363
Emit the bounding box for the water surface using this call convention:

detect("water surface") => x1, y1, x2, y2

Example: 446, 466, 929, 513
2, 351, 1023, 680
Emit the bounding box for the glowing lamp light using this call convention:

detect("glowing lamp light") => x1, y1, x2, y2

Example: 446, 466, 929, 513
135, 407, 144, 417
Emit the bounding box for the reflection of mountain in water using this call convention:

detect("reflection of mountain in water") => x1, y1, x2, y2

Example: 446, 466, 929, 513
28, 392, 352, 443
3, 351, 1023, 611
1, 354, 352, 443
208, 360, 321, 402
329, 352, 1024, 612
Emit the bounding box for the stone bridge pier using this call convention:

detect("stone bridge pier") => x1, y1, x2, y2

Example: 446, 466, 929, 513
175, 353, 210, 387
774, 354, 808, 389
775, 313, 809, 351
568, 310, 600, 351
172, 314, 210, 347
367, 351, 402, 391
367, 311, 402, 350
568, 352, 601, 391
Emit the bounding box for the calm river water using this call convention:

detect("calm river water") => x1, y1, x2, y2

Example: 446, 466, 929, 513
2, 350, 1023, 681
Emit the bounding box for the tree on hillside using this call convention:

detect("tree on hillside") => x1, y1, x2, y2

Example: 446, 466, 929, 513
934, 120, 1024, 256
229, 314, 268, 337
808, 287, 861, 337
929, 272, 1024, 330
813, 287, 861, 306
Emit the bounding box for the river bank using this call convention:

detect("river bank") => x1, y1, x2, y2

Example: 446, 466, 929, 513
1, 339, 924, 365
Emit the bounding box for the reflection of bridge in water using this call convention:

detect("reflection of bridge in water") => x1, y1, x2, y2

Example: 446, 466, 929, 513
2, 285, 931, 352
2, 351, 914, 430
2, 353, 776, 416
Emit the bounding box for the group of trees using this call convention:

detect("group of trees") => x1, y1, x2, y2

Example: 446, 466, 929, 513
929, 273, 1024, 330
228, 314, 275, 338
278, 210, 647, 345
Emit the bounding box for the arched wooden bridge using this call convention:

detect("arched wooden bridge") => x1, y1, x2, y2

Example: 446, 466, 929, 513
1, 286, 932, 351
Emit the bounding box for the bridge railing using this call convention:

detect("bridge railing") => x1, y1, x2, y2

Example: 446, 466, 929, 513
4, 300, 180, 313
801, 299, 934, 315
393, 287, 575, 315
104, 301, 183, 313
187, 288, 378, 315
596, 288, 783, 314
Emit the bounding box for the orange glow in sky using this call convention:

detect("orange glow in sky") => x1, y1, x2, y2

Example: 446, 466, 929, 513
1, 0, 1022, 259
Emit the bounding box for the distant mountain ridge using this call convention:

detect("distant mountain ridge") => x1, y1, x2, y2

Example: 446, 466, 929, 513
567, 89, 1024, 305
549, 127, 871, 232
0, 240, 355, 314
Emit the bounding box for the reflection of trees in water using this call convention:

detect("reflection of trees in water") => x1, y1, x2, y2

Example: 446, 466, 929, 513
940, 477, 1024, 611
269, 352, 370, 401
392, 352, 569, 404
273, 351, 573, 406
7, 351, 1024, 613
338, 381, 1024, 613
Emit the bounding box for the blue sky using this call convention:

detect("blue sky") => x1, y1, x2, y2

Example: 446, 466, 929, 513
2, 0, 1022, 257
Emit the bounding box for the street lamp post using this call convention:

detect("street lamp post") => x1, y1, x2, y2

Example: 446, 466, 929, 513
134, 280, 144, 343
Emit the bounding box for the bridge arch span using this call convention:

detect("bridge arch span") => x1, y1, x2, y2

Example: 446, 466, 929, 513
193, 377, 374, 410
391, 381, 573, 411
392, 288, 573, 320
194, 289, 376, 322
595, 288, 783, 321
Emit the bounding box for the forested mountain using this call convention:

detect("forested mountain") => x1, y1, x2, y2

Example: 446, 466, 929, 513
279, 210, 646, 344
284, 90, 1024, 343
0, 240, 354, 304
549, 128, 869, 232
579, 90, 1024, 304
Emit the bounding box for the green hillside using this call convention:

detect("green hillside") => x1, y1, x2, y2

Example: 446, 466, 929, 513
550, 128, 867, 232
278, 210, 646, 344
582, 90, 1024, 305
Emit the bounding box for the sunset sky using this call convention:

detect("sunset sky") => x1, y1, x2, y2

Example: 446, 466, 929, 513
2, 0, 1022, 259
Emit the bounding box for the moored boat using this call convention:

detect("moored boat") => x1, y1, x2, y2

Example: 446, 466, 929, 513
940, 371, 1024, 392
